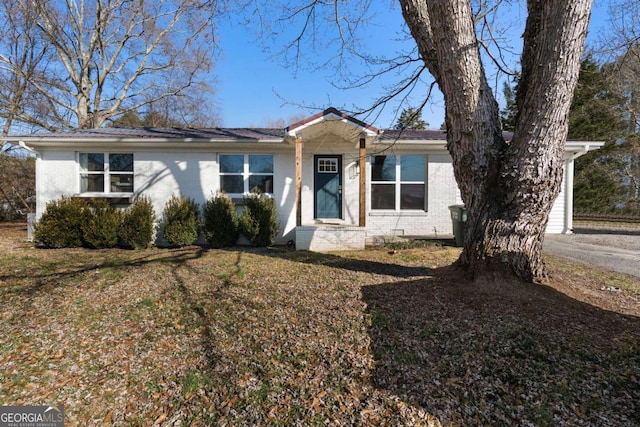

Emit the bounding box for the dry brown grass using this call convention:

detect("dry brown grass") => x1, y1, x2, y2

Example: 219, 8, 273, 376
1, 222, 638, 426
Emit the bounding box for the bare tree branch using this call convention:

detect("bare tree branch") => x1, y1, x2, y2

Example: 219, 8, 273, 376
0, 0, 220, 132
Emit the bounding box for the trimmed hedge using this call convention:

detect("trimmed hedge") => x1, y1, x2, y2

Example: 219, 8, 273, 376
162, 195, 199, 247
203, 192, 239, 248
33, 197, 88, 248
119, 197, 155, 249
81, 200, 122, 249
34, 196, 156, 249
239, 192, 279, 247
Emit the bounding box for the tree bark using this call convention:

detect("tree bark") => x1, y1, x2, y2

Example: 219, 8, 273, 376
400, 0, 592, 282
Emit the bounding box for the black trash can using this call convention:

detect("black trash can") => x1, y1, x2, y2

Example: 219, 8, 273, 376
448, 205, 467, 247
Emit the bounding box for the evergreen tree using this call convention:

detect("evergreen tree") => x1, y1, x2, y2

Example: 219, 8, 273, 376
394, 107, 428, 130
568, 55, 624, 141
571, 54, 640, 215
500, 78, 518, 131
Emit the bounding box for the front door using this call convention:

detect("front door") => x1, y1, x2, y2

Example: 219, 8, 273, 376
314, 155, 342, 219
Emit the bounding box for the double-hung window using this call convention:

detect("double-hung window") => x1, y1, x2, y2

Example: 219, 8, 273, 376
219, 154, 274, 195
371, 155, 426, 210
79, 153, 134, 194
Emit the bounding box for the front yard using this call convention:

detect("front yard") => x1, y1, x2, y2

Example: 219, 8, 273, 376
1, 222, 638, 426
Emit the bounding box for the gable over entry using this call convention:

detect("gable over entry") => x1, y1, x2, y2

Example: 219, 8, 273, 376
285, 107, 378, 230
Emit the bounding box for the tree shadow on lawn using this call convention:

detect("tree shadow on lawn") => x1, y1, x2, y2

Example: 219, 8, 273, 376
246, 246, 432, 278
362, 266, 640, 426
0, 246, 205, 298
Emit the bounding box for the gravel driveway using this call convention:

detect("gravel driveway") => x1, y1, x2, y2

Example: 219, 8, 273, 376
543, 232, 640, 278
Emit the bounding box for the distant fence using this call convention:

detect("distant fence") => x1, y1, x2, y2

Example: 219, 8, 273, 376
574, 213, 640, 224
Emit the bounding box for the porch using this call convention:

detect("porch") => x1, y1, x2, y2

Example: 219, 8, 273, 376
287, 108, 377, 252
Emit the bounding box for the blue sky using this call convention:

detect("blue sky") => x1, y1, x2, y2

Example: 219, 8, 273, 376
215, 1, 610, 130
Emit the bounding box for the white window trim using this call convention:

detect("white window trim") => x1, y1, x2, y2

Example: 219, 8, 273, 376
78, 152, 134, 196
370, 154, 426, 212
218, 154, 274, 196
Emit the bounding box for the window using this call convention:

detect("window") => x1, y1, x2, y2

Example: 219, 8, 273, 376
219, 154, 274, 195
317, 158, 338, 173
371, 155, 425, 210
79, 153, 133, 194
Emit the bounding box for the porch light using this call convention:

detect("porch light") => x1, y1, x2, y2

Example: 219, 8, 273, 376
349, 162, 360, 179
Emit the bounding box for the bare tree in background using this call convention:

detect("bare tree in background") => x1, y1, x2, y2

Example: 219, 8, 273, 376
246, 0, 592, 281
0, 0, 219, 136
0, 0, 59, 145
602, 0, 640, 133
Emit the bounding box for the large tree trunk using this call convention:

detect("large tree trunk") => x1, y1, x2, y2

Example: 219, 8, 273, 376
400, 0, 592, 282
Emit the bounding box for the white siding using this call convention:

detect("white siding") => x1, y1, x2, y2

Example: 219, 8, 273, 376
133, 149, 298, 244
35, 147, 298, 245
34, 143, 575, 247
35, 149, 78, 217
546, 163, 568, 234
135, 151, 216, 217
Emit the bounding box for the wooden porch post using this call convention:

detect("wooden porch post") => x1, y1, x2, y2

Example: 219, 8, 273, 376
295, 137, 302, 226
359, 136, 366, 227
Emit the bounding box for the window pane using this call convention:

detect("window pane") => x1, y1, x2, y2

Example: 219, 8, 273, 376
110, 174, 133, 193
80, 174, 104, 192
400, 184, 425, 210
80, 153, 104, 172
371, 156, 396, 181
220, 155, 243, 173
249, 175, 273, 194
221, 175, 244, 193
110, 153, 133, 172
249, 155, 273, 173
318, 158, 338, 173
371, 184, 395, 209
401, 156, 425, 181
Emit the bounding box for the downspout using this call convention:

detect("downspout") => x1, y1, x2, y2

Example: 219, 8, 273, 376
18, 140, 40, 240
565, 145, 590, 233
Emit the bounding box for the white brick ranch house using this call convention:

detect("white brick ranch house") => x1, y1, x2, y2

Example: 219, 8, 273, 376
8, 107, 603, 251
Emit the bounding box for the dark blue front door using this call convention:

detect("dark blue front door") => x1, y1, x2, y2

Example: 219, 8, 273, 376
314, 155, 342, 219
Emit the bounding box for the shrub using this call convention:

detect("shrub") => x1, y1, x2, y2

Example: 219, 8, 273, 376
162, 195, 199, 247
81, 200, 123, 248
203, 192, 239, 248
118, 197, 155, 249
239, 192, 279, 247
33, 197, 89, 248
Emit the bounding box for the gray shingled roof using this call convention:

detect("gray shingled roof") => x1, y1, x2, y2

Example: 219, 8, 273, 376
8, 127, 518, 142
20, 127, 448, 140
379, 129, 516, 141
28, 127, 286, 140
379, 129, 447, 140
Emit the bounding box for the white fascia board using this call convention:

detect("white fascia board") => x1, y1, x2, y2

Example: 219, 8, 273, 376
287, 113, 378, 138
564, 141, 605, 152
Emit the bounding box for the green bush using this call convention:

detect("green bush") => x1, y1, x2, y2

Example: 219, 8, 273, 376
33, 197, 89, 248
239, 192, 279, 247
162, 195, 199, 247
81, 200, 123, 249
118, 197, 155, 249
203, 192, 239, 248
